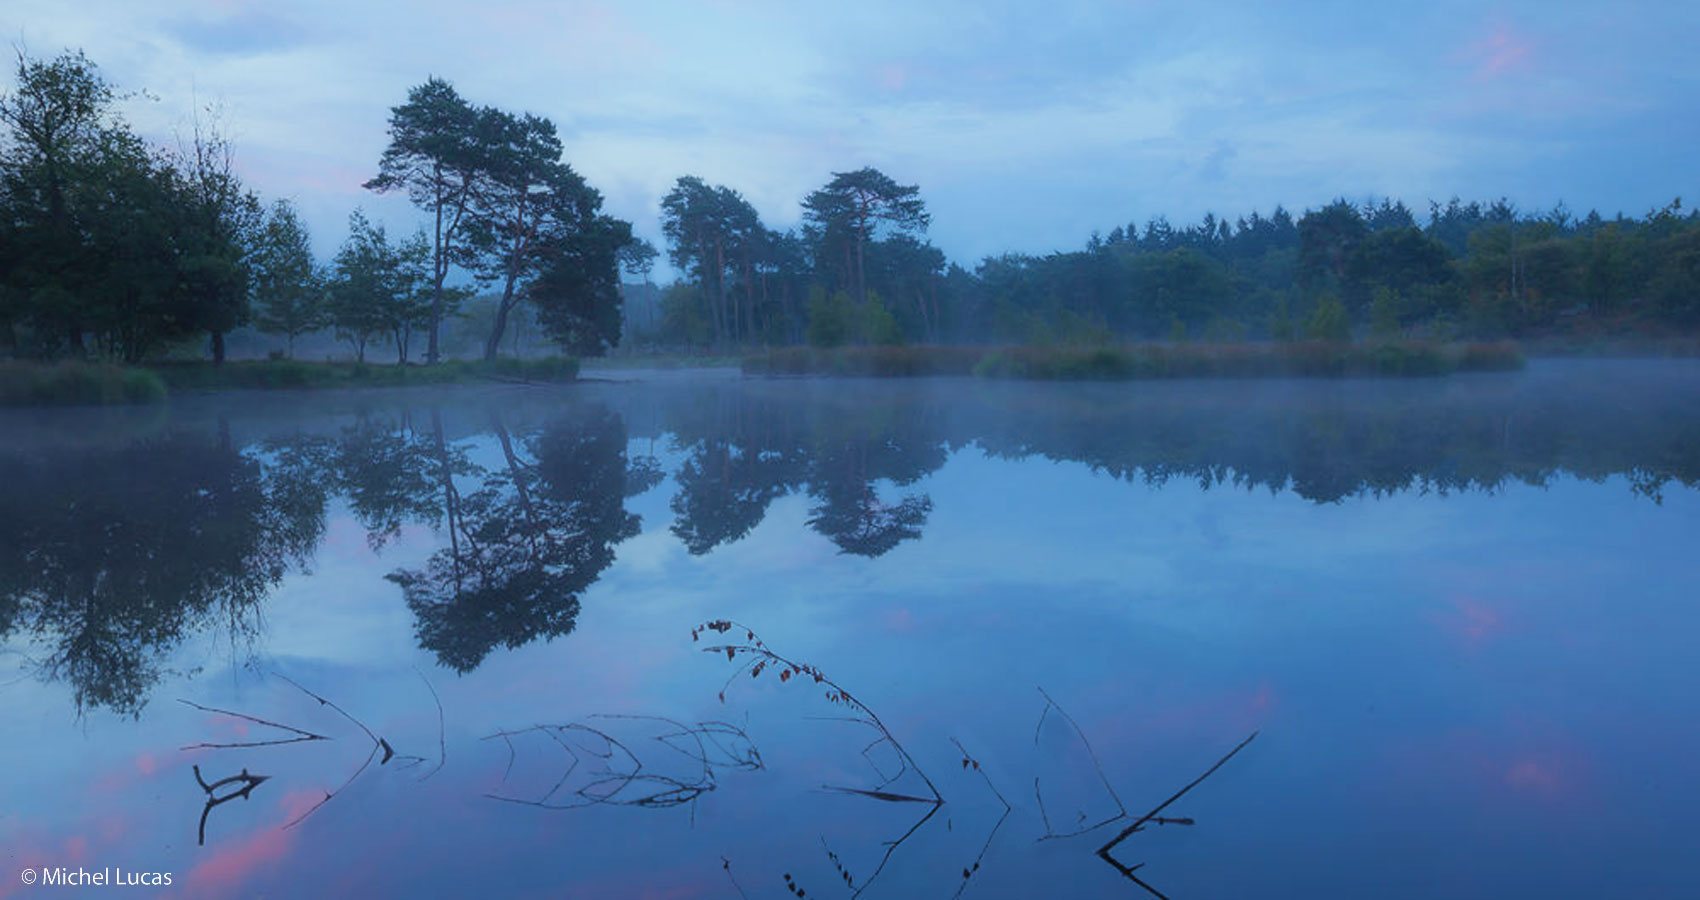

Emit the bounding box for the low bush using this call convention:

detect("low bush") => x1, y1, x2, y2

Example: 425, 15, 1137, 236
0, 361, 168, 406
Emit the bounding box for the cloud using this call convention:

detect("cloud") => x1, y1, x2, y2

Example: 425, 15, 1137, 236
3, 0, 1695, 271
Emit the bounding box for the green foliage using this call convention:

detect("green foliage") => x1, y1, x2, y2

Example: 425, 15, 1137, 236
805, 289, 855, 348
660, 176, 765, 348
863, 293, 905, 346
145, 357, 580, 392
527, 211, 629, 357
0, 360, 166, 405
747, 346, 982, 377
1370, 286, 1401, 339
1305, 294, 1351, 342
1269, 299, 1296, 341
250, 199, 325, 355
0, 50, 262, 363
748, 341, 1524, 382
327, 211, 431, 363
802, 167, 930, 307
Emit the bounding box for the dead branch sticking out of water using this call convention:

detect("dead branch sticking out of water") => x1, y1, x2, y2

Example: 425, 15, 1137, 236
1033, 687, 1127, 841
191, 764, 269, 846
720, 856, 751, 900
269, 673, 422, 829
413, 667, 447, 781
481, 716, 759, 813
694, 619, 941, 805
180, 673, 422, 836
178, 699, 330, 749
950, 737, 1012, 900
695, 619, 944, 898
1095, 731, 1259, 897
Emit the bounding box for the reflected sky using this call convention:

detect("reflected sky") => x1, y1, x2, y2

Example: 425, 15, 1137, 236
2, 361, 1698, 898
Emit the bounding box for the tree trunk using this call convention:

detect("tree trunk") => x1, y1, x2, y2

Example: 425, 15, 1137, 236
427, 165, 445, 365
211, 330, 227, 364
714, 237, 728, 348
484, 282, 518, 362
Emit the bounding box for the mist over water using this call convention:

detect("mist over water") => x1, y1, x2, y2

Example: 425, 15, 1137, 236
2, 360, 1697, 897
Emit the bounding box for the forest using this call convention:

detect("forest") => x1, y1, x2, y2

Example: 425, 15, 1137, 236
3, 49, 1698, 369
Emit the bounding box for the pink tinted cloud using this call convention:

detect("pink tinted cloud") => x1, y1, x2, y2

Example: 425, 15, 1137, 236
1466, 20, 1535, 80
181, 789, 318, 898
1379, 726, 1593, 815
877, 63, 909, 92
1430, 595, 1507, 649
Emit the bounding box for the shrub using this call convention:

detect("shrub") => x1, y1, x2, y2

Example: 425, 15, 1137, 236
0, 361, 167, 406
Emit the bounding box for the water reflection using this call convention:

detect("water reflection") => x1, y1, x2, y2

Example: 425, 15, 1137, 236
0, 431, 318, 715
2, 363, 1697, 716
388, 408, 641, 673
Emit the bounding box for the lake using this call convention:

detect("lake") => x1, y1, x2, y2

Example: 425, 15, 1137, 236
2, 360, 1697, 898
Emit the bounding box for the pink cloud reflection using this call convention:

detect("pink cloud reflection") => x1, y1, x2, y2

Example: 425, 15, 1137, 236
181, 789, 319, 898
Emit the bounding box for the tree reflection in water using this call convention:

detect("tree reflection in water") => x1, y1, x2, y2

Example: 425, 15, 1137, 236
0, 428, 320, 715
389, 407, 641, 673
2, 363, 1697, 715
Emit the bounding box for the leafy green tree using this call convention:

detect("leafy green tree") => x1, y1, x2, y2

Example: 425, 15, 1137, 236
802, 167, 929, 305
1370, 286, 1401, 339
328, 211, 430, 363
172, 114, 261, 363
365, 78, 483, 364
805, 288, 854, 348
1343, 226, 1453, 314
463, 108, 610, 360
1305, 294, 1351, 342
1268, 298, 1296, 341
0, 49, 128, 355
1298, 200, 1368, 289
527, 210, 632, 356
660, 176, 764, 347
865, 233, 946, 342
617, 235, 658, 283
250, 199, 324, 357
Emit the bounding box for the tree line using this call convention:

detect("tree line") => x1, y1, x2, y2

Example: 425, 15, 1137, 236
0, 51, 635, 364
647, 183, 1700, 351
5, 49, 1696, 365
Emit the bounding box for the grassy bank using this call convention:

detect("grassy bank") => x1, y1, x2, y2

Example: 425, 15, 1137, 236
0, 357, 580, 406
744, 341, 1526, 379
0, 360, 168, 406
581, 354, 744, 371
148, 356, 579, 392
743, 346, 987, 377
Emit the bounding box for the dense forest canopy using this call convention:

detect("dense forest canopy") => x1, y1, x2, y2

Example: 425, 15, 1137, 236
3, 49, 1696, 365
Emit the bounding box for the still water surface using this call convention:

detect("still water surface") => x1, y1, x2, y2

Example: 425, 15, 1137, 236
2, 361, 1697, 898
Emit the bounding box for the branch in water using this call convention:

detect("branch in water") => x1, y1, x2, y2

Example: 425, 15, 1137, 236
1095, 732, 1260, 892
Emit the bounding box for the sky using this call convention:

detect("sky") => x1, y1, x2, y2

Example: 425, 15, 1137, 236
4, 1, 1696, 276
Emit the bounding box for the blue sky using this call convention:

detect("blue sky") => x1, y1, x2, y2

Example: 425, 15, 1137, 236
5, 1, 1696, 274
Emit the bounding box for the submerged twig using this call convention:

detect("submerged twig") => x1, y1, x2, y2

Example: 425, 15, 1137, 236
1033, 687, 1127, 840
721, 856, 750, 899
950, 737, 1012, 900
192, 764, 269, 846
177, 699, 329, 749
1096, 732, 1259, 894
694, 619, 944, 898
412, 668, 447, 781
694, 619, 941, 804
269, 672, 418, 830
481, 717, 759, 813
